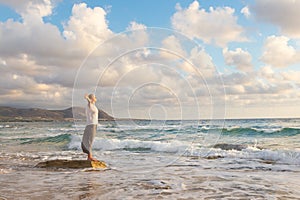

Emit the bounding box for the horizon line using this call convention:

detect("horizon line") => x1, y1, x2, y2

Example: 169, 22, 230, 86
1, 105, 299, 121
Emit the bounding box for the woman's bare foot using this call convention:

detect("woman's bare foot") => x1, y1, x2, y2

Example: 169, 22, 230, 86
87, 157, 98, 161
87, 154, 98, 161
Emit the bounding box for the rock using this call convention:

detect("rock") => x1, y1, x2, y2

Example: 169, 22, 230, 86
213, 143, 263, 151
259, 160, 276, 165
35, 159, 107, 169
213, 143, 247, 151
206, 155, 224, 159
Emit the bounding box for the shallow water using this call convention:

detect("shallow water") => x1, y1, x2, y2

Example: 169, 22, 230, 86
0, 119, 300, 199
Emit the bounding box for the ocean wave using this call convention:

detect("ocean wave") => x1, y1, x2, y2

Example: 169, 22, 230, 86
206, 146, 300, 165
47, 127, 76, 132
69, 121, 300, 137
67, 135, 300, 165
74, 123, 300, 136
100, 124, 188, 132
21, 133, 71, 144
15, 132, 300, 165
213, 127, 300, 137
68, 135, 189, 153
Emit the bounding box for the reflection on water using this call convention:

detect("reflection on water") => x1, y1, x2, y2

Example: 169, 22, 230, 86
77, 176, 103, 199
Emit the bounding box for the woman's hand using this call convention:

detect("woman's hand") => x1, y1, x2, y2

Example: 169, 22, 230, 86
84, 94, 90, 101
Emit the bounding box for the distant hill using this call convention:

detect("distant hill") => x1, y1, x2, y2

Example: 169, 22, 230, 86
0, 106, 114, 122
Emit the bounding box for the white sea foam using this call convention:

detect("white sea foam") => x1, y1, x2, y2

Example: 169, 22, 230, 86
226, 126, 241, 131
252, 127, 283, 133
68, 135, 300, 165
203, 146, 300, 165
47, 127, 76, 132
0, 168, 13, 174
242, 147, 300, 165
68, 135, 190, 153
0, 124, 10, 128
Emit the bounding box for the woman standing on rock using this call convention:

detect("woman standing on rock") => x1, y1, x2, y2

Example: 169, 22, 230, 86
81, 93, 98, 161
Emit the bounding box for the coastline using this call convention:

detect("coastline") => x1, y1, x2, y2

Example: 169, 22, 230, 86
0, 106, 114, 122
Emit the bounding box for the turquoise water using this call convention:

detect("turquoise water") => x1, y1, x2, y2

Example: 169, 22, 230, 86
0, 119, 300, 199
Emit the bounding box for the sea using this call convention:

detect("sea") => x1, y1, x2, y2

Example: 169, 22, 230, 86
0, 118, 299, 200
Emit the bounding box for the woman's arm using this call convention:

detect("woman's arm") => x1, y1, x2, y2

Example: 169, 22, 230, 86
84, 94, 91, 102
84, 94, 92, 109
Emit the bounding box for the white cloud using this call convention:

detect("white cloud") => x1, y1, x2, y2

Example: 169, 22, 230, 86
0, 58, 6, 66
0, 7, 81, 82
221, 65, 299, 118
257, 66, 295, 86
125, 22, 149, 47
171, 0, 247, 47
63, 3, 113, 51
222, 72, 252, 87
282, 72, 300, 84
0, 1, 116, 109
0, 0, 53, 18
251, 0, 300, 38
0, 71, 70, 108
0, 12, 66, 59
241, 6, 250, 18
161, 35, 187, 59
261, 35, 300, 68
244, 78, 288, 94
0, 1, 117, 87
188, 47, 216, 77
258, 66, 278, 82
126, 21, 147, 31
225, 85, 246, 95
223, 48, 253, 72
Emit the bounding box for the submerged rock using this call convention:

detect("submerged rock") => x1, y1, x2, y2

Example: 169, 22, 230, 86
35, 159, 107, 169
213, 143, 262, 151
206, 155, 224, 159
213, 143, 247, 151
141, 180, 172, 190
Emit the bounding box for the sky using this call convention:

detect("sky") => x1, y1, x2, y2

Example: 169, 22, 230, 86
0, 0, 299, 119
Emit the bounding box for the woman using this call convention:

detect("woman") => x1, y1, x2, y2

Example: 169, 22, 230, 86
81, 93, 98, 161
